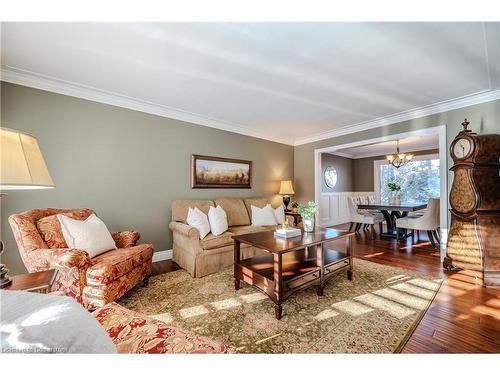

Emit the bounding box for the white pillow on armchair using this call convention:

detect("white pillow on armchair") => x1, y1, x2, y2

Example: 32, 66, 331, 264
57, 214, 116, 258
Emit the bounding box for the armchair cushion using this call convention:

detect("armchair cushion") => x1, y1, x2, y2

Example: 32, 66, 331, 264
111, 230, 140, 248
36, 209, 95, 248
86, 245, 154, 285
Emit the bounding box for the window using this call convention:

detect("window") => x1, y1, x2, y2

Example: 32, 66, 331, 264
376, 155, 440, 203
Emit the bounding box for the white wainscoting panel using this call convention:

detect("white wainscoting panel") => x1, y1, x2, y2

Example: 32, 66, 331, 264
319, 192, 374, 227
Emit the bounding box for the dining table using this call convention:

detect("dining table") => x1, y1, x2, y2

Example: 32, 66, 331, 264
356, 202, 427, 239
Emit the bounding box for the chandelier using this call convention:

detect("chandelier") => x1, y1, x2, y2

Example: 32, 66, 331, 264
386, 140, 413, 168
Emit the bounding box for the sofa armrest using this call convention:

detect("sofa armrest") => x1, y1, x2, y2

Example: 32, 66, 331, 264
169, 222, 199, 238
111, 231, 140, 248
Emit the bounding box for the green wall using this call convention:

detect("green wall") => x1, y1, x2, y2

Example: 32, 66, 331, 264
294, 99, 500, 203
0, 83, 294, 274
1, 81, 499, 275
320, 153, 353, 192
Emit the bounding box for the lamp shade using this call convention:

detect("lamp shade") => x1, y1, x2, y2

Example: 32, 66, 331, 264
279, 180, 295, 195
1, 127, 55, 190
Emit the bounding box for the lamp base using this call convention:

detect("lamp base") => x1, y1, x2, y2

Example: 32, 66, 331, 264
282, 195, 291, 210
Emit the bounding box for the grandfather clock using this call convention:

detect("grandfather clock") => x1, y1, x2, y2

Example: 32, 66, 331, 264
444, 119, 500, 286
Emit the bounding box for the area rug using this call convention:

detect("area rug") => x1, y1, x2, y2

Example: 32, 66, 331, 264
118, 258, 441, 353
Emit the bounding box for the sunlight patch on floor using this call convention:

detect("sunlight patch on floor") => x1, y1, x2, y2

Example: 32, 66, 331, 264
406, 278, 441, 291
255, 333, 281, 345
372, 287, 428, 310
313, 308, 340, 321
390, 281, 437, 300
239, 292, 268, 303
354, 293, 415, 319
149, 312, 174, 324
331, 299, 373, 316
210, 297, 241, 311
179, 305, 210, 319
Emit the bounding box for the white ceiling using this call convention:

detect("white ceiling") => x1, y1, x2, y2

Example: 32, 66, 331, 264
331, 133, 439, 159
1, 22, 499, 145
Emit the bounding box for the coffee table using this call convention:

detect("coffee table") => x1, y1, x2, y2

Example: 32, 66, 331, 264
232, 228, 354, 319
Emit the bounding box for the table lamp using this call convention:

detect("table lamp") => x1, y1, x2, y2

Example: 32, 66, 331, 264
0, 127, 55, 287
279, 180, 295, 210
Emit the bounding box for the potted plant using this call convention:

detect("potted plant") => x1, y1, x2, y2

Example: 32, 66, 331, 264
298, 201, 318, 232
387, 182, 401, 204
290, 200, 300, 213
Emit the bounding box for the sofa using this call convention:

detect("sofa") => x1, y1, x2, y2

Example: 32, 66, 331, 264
169, 196, 287, 277
9, 208, 154, 310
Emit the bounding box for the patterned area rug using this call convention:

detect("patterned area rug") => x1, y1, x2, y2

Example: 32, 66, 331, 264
119, 258, 441, 353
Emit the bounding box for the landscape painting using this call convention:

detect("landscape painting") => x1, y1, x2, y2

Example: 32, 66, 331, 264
192, 155, 252, 188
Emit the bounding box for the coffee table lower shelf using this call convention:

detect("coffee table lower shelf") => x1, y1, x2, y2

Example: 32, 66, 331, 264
234, 248, 352, 319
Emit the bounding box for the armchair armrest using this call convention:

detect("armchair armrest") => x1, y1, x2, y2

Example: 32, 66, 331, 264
112, 231, 140, 248
169, 222, 199, 238
52, 249, 91, 270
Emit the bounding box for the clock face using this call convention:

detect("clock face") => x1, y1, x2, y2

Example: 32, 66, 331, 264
453, 138, 472, 159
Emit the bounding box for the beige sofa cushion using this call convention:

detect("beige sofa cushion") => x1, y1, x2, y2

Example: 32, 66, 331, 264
214, 198, 250, 226
228, 225, 267, 236
200, 232, 234, 251
172, 200, 214, 223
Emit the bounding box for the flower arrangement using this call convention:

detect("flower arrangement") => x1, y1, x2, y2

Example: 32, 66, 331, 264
387, 182, 401, 192
297, 201, 318, 219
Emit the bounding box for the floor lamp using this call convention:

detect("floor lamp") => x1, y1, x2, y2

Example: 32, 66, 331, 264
0, 127, 55, 287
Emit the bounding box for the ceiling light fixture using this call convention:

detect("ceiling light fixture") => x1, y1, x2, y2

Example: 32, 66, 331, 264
386, 140, 413, 168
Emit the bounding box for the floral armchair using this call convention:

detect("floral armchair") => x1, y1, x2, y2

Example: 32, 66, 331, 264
8, 208, 154, 310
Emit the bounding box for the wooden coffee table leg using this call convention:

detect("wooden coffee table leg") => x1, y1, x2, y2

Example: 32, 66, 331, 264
273, 253, 283, 320
316, 243, 324, 296
347, 236, 353, 281
274, 304, 283, 320
234, 240, 241, 290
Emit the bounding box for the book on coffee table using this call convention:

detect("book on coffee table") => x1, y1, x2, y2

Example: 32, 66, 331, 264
274, 228, 302, 238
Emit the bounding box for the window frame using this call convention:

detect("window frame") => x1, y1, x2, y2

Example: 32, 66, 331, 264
373, 153, 440, 202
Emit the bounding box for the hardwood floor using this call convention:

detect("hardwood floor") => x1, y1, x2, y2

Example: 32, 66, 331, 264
152, 225, 500, 353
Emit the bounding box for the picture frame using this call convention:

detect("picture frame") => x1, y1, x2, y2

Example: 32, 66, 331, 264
191, 154, 252, 189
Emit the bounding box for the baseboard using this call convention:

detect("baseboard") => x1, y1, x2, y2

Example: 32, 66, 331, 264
152, 249, 173, 263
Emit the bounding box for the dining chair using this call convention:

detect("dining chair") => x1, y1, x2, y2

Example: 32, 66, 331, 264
347, 197, 384, 239
395, 198, 440, 248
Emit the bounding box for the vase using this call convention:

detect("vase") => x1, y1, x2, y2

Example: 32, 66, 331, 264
303, 217, 315, 232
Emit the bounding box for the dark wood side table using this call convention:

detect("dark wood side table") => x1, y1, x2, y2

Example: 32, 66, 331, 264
3, 269, 56, 293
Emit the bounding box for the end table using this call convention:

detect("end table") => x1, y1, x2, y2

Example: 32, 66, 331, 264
285, 210, 302, 226
3, 269, 56, 293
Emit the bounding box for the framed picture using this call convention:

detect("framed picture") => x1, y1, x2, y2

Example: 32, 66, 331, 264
192, 154, 252, 189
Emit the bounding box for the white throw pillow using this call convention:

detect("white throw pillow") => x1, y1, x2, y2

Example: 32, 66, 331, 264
208, 205, 228, 236
57, 214, 116, 258
274, 205, 286, 225
251, 204, 278, 226
186, 207, 211, 239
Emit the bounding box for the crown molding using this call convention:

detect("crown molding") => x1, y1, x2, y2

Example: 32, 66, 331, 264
2, 68, 499, 148
0, 68, 295, 146
294, 89, 500, 146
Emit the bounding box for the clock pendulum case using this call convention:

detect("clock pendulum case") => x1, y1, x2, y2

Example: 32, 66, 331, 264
443, 119, 500, 286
